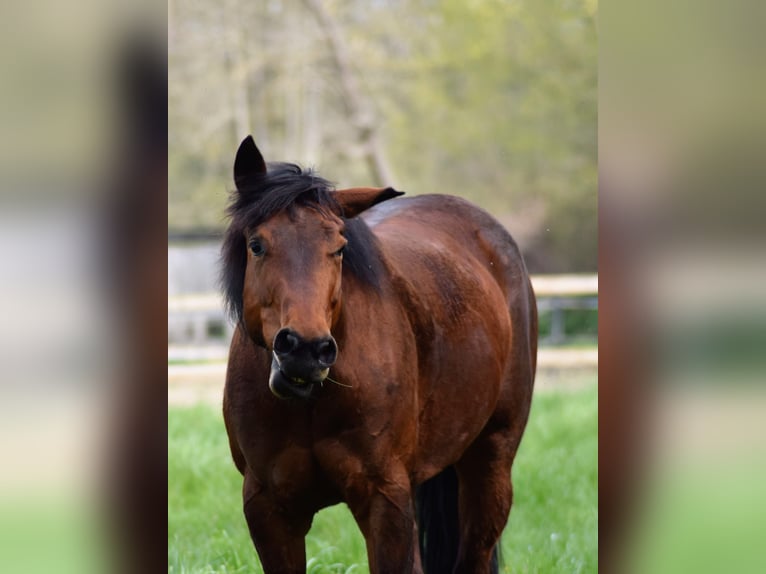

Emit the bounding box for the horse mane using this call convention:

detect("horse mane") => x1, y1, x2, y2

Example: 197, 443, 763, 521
220, 162, 385, 323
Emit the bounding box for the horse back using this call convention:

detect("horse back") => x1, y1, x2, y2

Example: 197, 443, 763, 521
362, 195, 537, 478
364, 194, 534, 351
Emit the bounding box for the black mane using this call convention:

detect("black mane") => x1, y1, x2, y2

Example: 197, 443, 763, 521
220, 162, 384, 323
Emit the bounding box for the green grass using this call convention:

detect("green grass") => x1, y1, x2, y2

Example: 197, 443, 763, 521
168, 381, 597, 573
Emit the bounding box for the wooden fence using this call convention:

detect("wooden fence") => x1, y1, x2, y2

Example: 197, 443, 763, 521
169, 275, 597, 370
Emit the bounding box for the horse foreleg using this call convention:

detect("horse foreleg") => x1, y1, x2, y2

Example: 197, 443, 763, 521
360, 492, 423, 574
345, 474, 423, 574
242, 472, 311, 574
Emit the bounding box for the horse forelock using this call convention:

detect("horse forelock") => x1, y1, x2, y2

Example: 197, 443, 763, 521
220, 162, 385, 324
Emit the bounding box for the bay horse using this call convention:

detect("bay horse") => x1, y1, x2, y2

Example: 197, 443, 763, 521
221, 136, 537, 574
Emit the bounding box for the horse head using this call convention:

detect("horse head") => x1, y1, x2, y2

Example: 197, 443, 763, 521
223, 136, 403, 399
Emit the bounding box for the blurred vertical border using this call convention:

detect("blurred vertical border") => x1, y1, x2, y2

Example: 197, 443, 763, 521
0, 1, 166, 573
601, 0, 766, 573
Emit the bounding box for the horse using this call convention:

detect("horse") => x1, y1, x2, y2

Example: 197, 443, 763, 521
221, 135, 537, 574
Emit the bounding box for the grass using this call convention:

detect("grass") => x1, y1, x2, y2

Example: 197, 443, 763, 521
168, 381, 597, 573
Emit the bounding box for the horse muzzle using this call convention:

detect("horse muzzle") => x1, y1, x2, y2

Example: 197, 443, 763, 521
268, 358, 323, 400
268, 329, 337, 399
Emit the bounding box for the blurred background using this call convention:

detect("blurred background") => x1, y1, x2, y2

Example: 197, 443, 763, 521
600, 1, 766, 573
0, 2, 166, 573
169, 0, 597, 272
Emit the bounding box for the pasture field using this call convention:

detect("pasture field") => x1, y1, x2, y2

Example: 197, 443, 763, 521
168, 379, 597, 573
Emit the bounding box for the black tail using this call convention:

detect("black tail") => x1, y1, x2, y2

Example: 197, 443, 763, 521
416, 467, 460, 573
415, 466, 501, 574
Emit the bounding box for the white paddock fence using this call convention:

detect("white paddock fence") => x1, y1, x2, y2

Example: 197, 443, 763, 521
168, 274, 597, 369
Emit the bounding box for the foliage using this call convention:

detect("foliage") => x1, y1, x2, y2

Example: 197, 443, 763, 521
168, 381, 597, 573
169, 0, 597, 272
538, 308, 598, 342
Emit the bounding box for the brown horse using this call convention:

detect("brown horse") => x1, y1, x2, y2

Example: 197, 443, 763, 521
221, 136, 537, 574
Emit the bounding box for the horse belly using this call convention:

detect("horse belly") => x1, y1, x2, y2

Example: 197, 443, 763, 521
413, 268, 512, 481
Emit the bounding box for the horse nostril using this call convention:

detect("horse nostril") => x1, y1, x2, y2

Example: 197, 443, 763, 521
273, 329, 300, 356
315, 337, 338, 367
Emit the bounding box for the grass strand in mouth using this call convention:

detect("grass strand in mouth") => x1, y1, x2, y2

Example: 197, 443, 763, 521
325, 376, 352, 388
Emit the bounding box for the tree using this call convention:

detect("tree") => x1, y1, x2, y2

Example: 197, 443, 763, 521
169, 0, 598, 272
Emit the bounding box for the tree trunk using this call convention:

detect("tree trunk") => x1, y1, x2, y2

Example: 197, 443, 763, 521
302, 0, 394, 186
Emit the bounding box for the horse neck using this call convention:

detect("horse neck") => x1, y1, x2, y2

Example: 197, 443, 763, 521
333, 266, 394, 347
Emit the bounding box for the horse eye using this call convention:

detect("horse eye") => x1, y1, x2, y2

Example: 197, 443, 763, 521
249, 240, 265, 256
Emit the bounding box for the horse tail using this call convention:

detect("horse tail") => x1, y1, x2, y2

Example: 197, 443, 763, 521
415, 466, 501, 573
416, 466, 460, 573
491, 544, 502, 574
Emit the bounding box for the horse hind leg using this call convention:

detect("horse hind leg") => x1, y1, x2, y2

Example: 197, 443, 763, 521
453, 431, 519, 574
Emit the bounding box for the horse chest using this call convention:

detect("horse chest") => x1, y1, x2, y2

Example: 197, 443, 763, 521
263, 445, 321, 504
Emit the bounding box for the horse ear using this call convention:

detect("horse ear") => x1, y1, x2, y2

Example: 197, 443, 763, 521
234, 135, 267, 188
334, 186, 404, 218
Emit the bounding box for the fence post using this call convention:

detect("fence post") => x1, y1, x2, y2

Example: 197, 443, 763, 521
549, 298, 566, 345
